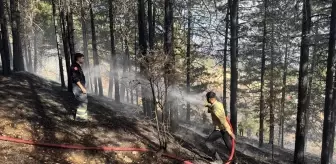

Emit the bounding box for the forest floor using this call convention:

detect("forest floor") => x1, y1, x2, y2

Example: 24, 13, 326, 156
0, 72, 321, 164
175, 124, 321, 164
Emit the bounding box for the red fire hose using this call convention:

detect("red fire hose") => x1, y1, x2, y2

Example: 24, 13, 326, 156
0, 135, 193, 164
225, 117, 236, 164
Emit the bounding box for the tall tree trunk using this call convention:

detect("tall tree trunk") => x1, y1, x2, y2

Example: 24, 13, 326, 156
67, 4, 75, 63
280, 42, 288, 148
60, 5, 72, 92
123, 38, 130, 102
52, 0, 65, 88
108, 0, 120, 101
80, 0, 91, 91
129, 29, 134, 104
108, 73, 113, 98
107, 0, 114, 99
127, 38, 131, 103
126, 90, 129, 103
269, 22, 275, 162
10, 0, 24, 71
235, 1, 238, 58
23, 39, 28, 71
33, 32, 37, 73
321, 0, 336, 163
269, 23, 275, 146
27, 40, 33, 72
8, 39, 13, 70
152, 1, 156, 48
27, 8, 34, 73
120, 39, 126, 102
147, 0, 155, 116
148, 0, 154, 50
0, 0, 11, 76
186, 0, 192, 122
94, 78, 98, 95
3, 0, 12, 70
223, 4, 229, 116
230, 0, 238, 135
90, 2, 103, 96
8, 43, 12, 69
304, 26, 318, 152
164, 0, 174, 126
131, 88, 134, 104
259, 0, 267, 147
294, 0, 311, 163
134, 26, 138, 105
138, 0, 149, 115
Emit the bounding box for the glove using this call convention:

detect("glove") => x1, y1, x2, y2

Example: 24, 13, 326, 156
205, 103, 212, 108
205, 104, 212, 113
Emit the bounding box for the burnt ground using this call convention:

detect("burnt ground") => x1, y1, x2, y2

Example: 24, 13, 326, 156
0, 72, 321, 164
175, 125, 320, 164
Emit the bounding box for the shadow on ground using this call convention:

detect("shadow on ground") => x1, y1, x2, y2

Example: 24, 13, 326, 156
0, 72, 197, 164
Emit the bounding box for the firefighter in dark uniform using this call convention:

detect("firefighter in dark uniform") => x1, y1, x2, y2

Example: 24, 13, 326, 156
70, 53, 88, 121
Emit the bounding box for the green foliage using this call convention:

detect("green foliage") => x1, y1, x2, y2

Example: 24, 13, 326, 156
34, 1, 53, 40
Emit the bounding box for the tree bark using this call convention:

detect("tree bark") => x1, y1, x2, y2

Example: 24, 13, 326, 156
223, 3, 229, 116
23, 37, 28, 71
134, 26, 138, 106
80, 0, 91, 91
164, 0, 174, 125
148, 0, 154, 50
186, 0, 192, 122
269, 23, 275, 146
67, 4, 75, 63
152, 1, 156, 48
127, 28, 131, 104
3, 0, 11, 69
52, 0, 65, 88
230, 0, 238, 135
94, 78, 98, 95
304, 26, 318, 152
294, 0, 311, 163
27, 39, 33, 72
33, 32, 37, 73
138, 0, 149, 115
0, 0, 11, 76
147, 0, 155, 116
259, 0, 267, 147
280, 41, 288, 148
123, 38, 130, 102
120, 39, 126, 102
108, 0, 120, 101
89, 2, 103, 96
59, 4, 72, 92
10, 0, 24, 72
321, 0, 336, 163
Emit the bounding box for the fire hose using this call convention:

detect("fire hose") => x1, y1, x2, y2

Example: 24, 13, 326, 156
0, 116, 234, 164
0, 135, 193, 164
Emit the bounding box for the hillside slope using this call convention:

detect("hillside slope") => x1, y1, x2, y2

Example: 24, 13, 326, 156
0, 72, 210, 164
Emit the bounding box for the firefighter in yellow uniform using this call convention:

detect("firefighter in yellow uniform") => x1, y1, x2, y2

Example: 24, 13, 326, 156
205, 91, 235, 163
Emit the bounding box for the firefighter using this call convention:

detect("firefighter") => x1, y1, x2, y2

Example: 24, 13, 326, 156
70, 53, 88, 121
238, 122, 244, 136
205, 91, 235, 163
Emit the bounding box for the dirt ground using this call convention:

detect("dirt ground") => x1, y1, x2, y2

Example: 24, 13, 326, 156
0, 72, 321, 164
0, 73, 208, 164
175, 124, 321, 164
